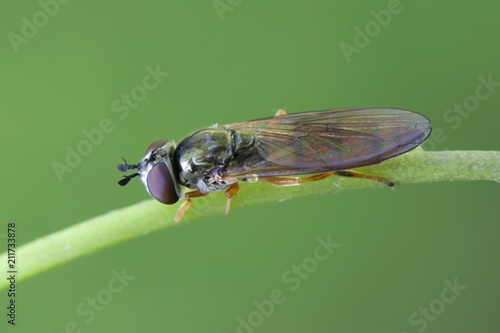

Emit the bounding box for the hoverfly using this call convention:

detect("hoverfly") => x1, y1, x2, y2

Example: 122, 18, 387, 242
118, 108, 431, 221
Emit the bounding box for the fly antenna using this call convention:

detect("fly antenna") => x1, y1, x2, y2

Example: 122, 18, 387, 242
117, 154, 138, 172
116, 151, 139, 185
118, 173, 139, 186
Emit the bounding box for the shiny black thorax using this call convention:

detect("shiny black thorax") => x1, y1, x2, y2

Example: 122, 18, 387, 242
173, 126, 254, 193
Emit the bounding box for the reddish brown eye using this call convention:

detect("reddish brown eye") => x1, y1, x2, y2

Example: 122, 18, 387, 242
146, 163, 179, 204
145, 140, 167, 155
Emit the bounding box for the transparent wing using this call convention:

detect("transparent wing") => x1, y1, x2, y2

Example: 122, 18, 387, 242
223, 108, 431, 178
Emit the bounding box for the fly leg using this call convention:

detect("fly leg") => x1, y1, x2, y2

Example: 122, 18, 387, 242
174, 190, 207, 222
267, 109, 288, 131
333, 170, 396, 187
260, 170, 395, 187
260, 172, 335, 186
224, 182, 240, 215
175, 183, 241, 221
274, 109, 287, 116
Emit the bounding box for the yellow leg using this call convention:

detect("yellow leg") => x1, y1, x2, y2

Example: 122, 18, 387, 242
274, 109, 287, 116
261, 170, 395, 187
174, 183, 242, 222
333, 170, 395, 187
174, 190, 207, 222
224, 183, 240, 215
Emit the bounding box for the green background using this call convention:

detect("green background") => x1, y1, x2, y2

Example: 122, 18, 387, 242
1, 1, 499, 332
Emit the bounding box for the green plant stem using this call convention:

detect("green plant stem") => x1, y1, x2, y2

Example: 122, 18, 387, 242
1, 149, 498, 289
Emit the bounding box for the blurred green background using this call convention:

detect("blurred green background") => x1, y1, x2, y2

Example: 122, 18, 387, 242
1, 1, 499, 332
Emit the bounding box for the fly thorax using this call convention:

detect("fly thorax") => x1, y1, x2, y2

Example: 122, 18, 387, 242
174, 127, 238, 191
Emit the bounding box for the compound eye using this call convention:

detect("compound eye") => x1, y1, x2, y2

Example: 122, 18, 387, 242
145, 140, 168, 155
146, 162, 179, 204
